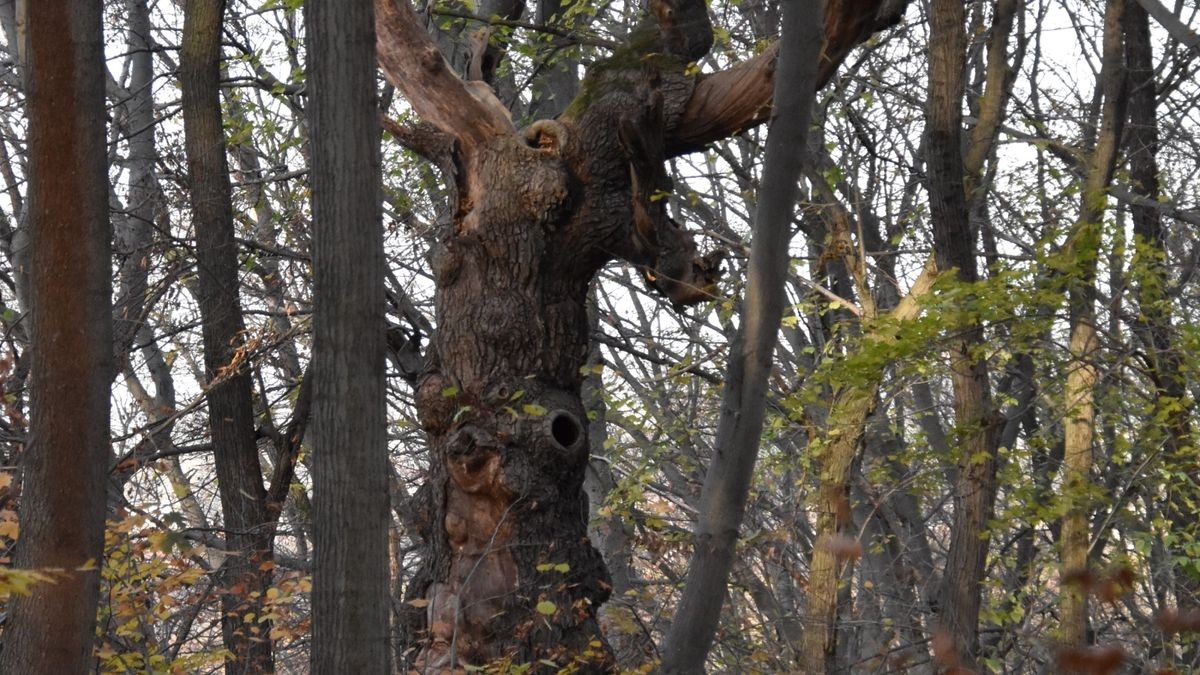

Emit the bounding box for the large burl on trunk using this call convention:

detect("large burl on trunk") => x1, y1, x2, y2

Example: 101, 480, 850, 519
374, 0, 907, 669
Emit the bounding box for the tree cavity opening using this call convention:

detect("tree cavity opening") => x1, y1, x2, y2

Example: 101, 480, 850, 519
547, 410, 584, 451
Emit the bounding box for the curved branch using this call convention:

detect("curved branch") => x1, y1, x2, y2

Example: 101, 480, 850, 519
666, 0, 912, 156
374, 0, 515, 151
667, 43, 779, 156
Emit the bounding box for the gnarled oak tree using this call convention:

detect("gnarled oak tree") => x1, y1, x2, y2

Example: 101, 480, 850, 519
373, 0, 907, 667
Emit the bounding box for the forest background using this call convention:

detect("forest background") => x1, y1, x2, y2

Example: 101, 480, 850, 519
1, 0, 1200, 673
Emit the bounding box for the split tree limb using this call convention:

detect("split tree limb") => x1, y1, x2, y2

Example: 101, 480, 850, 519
374, 0, 515, 152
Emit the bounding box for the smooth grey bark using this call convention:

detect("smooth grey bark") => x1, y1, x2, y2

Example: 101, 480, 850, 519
2, 1, 112, 672
658, 0, 826, 671
109, 0, 179, 502
113, 0, 157, 362
307, 0, 391, 671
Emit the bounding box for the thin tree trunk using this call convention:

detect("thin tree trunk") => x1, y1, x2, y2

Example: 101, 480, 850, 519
1124, 2, 1198, 646
658, 1, 825, 670
180, 1, 274, 671
1059, 0, 1126, 648
926, 0, 1020, 662
924, 0, 997, 656
108, 0, 179, 504
798, 258, 937, 673
583, 296, 654, 669
307, 0, 391, 670
3, 1, 112, 672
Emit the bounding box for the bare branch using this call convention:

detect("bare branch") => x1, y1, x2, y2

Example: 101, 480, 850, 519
380, 116, 453, 163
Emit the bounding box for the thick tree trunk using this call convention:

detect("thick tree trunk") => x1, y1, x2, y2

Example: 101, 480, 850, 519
3, 1, 112, 672
409, 130, 616, 670
180, 2, 274, 671
307, 0, 392, 671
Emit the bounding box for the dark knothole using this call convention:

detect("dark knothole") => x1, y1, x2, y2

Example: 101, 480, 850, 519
546, 409, 584, 452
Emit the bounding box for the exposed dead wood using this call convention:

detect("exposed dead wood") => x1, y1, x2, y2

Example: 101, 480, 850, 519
667, 43, 779, 156
374, 0, 515, 152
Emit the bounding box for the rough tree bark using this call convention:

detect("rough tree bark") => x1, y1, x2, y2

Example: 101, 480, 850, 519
374, 0, 910, 668
925, 0, 1015, 664
1058, 0, 1126, 648
2, 1, 112, 672
1125, 4, 1199, 662
658, 0, 827, 669
180, 1, 274, 671
307, 0, 391, 671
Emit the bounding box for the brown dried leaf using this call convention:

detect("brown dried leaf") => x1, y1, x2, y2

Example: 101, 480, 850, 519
822, 534, 863, 562
1055, 645, 1125, 674
1156, 608, 1200, 634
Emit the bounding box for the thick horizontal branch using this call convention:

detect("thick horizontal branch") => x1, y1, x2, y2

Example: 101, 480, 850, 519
667, 43, 779, 156
666, 0, 910, 156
